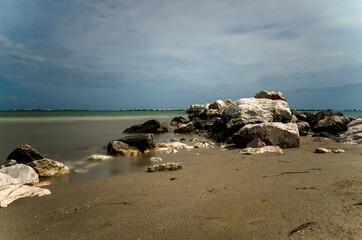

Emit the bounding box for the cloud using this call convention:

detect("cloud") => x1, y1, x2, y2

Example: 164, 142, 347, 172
0, 0, 362, 109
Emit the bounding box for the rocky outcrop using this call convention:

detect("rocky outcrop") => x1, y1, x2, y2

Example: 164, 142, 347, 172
254, 90, 286, 101
0, 164, 51, 207
222, 98, 293, 131
28, 159, 69, 177
338, 117, 362, 144
124, 119, 168, 134
6, 143, 44, 164
232, 122, 300, 148
107, 141, 141, 156
313, 115, 350, 134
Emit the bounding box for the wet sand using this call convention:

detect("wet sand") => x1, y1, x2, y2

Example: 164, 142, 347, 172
1, 136, 362, 239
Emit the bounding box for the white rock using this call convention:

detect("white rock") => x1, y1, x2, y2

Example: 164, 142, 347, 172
149, 157, 163, 162
87, 155, 114, 161
333, 149, 345, 153
240, 146, 284, 155
315, 147, 332, 153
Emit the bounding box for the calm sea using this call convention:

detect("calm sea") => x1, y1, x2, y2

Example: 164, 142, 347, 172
0, 110, 187, 183
0, 110, 360, 184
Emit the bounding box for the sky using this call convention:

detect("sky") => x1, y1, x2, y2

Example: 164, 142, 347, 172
0, 0, 362, 110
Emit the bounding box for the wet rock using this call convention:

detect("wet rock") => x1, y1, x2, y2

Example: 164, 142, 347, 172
314, 147, 331, 153
6, 143, 44, 164
232, 122, 300, 148
240, 146, 283, 155
107, 140, 141, 156
334, 149, 345, 153
254, 90, 286, 101
171, 116, 189, 126
118, 134, 154, 152
28, 158, 69, 177
124, 119, 165, 134
147, 162, 183, 172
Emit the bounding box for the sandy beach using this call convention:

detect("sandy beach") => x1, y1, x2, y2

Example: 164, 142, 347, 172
1, 135, 362, 240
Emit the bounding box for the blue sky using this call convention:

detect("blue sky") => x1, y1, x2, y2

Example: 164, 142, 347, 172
0, 0, 362, 110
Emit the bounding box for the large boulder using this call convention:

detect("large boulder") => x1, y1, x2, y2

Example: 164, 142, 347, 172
338, 117, 362, 144
222, 98, 293, 130
254, 90, 286, 101
313, 115, 350, 134
124, 119, 167, 133
117, 134, 154, 152
232, 122, 300, 148
107, 141, 141, 156
6, 143, 44, 164
28, 158, 69, 177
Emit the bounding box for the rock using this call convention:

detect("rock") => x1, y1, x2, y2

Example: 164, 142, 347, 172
174, 122, 196, 133
338, 117, 362, 144
6, 143, 44, 164
124, 119, 165, 133
107, 140, 141, 156
222, 98, 293, 131
149, 157, 163, 162
315, 147, 331, 153
0, 184, 51, 208
186, 104, 209, 120
296, 121, 310, 136
334, 149, 345, 153
147, 162, 183, 172
194, 142, 208, 149
87, 155, 114, 161
28, 158, 69, 177
209, 100, 227, 111
254, 90, 286, 101
118, 134, 154, 152
232, 122, 300, 148
313, 115, 350, 134
155, 142, 193, 150
246, 138, 266, 148
1, 159, 17, 168
240, 146, 283, 155
171, 116, 189, 126
0, 164, 39, 185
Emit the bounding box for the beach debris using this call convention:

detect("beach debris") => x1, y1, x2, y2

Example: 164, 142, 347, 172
107, 140, 141, 156
87, 155, 114, 161
263, 171, 312, 178
124, 119, 168, 134
240, 146, 283, 155
5, 143, 44, 165
295, 187, 320, 190
0, 164, 51, 207
28, 158, 69, 177
147, 162, 183, 172
314, 147, 331, 153
288, 221, 316, 237
149, 157, 163, 162
333, 149, 345, 153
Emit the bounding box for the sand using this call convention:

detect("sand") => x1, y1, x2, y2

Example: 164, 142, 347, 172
1, 136, 362, 240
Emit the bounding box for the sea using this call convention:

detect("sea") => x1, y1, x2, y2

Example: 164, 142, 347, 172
0, 110, 361, 184
0, 110, 188, 184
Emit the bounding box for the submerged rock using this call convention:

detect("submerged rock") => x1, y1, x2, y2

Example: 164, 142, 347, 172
124, 119, 166, 134
147, 162, 183, 172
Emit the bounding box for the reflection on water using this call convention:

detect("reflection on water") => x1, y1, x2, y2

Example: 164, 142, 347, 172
0, 113, 189, 184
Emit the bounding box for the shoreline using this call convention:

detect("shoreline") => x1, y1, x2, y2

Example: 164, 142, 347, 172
1, 136, 362, 239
